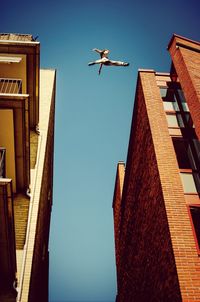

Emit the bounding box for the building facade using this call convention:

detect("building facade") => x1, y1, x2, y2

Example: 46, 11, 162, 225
113, 34, 200, 301
0, 33, 56, 301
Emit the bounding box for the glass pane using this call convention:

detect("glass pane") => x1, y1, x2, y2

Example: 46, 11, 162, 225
172, 94, 179, 111
166, 114, 179, 127
163, 101, 175, 111
160, 87, 167, 98
163, 101, 179, 111
193, 140, 200, 162
193, 172, 200, 193
166, 113, 184, 128
180, 173, 197, 193
182, 103, 189, 112
172, 139, 195, 169
190, 206, 200, 248
187, 145, 197, 170
178, 89, 189, 112
184, 112, 194, 127
176, 113, 184, 127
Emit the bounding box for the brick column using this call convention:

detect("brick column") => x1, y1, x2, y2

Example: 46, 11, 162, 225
168, 35, 200, 139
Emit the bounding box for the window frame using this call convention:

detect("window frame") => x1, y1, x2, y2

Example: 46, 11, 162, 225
187, 204, 200, 255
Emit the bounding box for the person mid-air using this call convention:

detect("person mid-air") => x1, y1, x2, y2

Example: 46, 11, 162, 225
88, 48, 129, 75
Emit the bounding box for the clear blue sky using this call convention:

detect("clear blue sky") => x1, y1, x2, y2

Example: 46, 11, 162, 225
1, 1, 200, 302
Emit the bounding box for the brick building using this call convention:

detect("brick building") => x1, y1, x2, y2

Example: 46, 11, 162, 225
113, 34, 200, 301
0, 34, 56, 301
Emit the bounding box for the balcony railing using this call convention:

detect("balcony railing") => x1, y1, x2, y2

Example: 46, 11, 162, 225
0, 78, 22, 94
0, 147, 6, 178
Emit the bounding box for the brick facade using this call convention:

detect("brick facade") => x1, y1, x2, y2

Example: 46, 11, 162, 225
113, 35, 200, 301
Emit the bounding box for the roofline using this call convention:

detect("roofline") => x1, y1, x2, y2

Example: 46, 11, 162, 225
168, 33, 200, 50
138, 68, 155, 73
0, 40, 40, 46
155, 72, 170, 76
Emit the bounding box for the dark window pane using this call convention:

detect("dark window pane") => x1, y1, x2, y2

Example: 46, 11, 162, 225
165, 89, 176, 102
177, 89, 189, 112
193, 140, 200, 163
190, 206, 200, 249
173, 99, 180, 111
176, 113, 184, 127
172, 138, 195, 169
193, 172, 200, 194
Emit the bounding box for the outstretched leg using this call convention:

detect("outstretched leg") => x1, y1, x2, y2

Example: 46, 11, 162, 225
88, 59, 105, 66
106, 60, 129, 66
98, 64, 103, 75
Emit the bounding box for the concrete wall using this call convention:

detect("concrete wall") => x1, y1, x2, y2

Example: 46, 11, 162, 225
19, 69, 56, 302
28, 69, 56, 302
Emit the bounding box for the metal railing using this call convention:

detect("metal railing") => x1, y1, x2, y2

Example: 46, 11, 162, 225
0, 78, 22, 94
0, 147, 6, 178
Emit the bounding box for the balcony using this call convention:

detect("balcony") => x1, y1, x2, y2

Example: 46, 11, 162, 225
0, 39, 40, 128
0, 94, 30, 193
0, 78, 22, 94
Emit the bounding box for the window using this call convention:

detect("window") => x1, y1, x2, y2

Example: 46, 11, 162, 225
173, 138, 200, 193
163, 100, 179, 112
160, 87, 167, 98
166, 113, 184, 128
172, 138, 196, 169
160, 87, 180, 112
160, 85, 194, 130
180, 173, 197, 193
190, 206, 200, 252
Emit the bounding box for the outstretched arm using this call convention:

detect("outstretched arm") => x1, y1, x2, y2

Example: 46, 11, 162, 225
92, 48, 103, 54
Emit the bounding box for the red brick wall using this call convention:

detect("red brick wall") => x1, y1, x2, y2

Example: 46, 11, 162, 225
115, 69, 200, 301
141, 70, 200, 301
116, 71, 181, 301
169, 35, 200, 139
